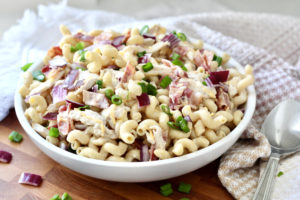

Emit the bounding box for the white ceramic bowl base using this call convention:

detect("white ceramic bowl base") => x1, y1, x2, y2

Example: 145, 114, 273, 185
15, 43, 256, 182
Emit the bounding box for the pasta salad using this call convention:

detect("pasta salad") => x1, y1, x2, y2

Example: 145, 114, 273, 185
19, 24, 254, 162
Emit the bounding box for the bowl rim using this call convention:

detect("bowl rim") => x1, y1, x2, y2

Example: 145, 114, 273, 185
14, 43, 256, 168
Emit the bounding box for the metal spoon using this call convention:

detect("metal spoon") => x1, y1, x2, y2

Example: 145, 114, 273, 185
253, 99, 300, 200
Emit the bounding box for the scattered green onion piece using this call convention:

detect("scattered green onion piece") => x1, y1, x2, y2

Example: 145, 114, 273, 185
51, 194, 61, 200
96, 80, 103, 89
160, 76, 172, 88
178, 182, 192, 194
277, 171, 284, 177
105, 89, 114, 99
160, 183, 172, 191
21, 62, 33, 72
32, 70, 46, 82
49, 127, 60, 138
172, 59, 187, 71
138, 82, 148, 93
61, 192, 72, 200
78, 105, 90, 111
175, 116, 184, 125
180, 198, 190, 200
167, 122, 178, 129
70, 46, 76, 53
137, 51, 146, 58
177, 32, 187, 41
146, 83, 157, 96
140, 25, 149, 35
75, 42, 85, 51
75, 66, 87, 71
202, 81, 207, 86
172, 30, 177, 35
8, 131, 23, 143
160, 188, 173, 197
171, 53, 180, 61
142, 62, 153, 72
213, 54, 217, 60
111, 95, 122, 105
180, 123, 190, 133
79, 50, 87, 62
161, 105, 172, 116
175, 117, 190, 133
213, 54, 222, 66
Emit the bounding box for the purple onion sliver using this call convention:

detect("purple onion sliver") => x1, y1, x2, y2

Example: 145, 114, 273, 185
73, 32, 94, 42
112, 35, 125, 48
68, 80, 84, 91
42, 112, 58, 120
184, 115, 192, 122
107, 65, 120, 70
140, 144, 150, 162
137, 93, 150, 107
142, 34, 156, 40
18, 173, 43, 187
64, 69, 79, 88
0, 150, 12, 163
205, 78, 214, 88
90, 85, 98, 92
161, 33, 180, 48
52, 84, 67, 104
209, 71, 229, 84
66, 99, 84, 108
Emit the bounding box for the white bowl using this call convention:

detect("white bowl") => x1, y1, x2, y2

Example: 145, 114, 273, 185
15, 43, 256, 182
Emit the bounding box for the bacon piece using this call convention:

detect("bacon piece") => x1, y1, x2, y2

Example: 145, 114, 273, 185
42, 112, 58, 120
57, 103, 73, 136
41, 65, 51, 74
46, 46, 62, 59
169, 81, 189, 109
68, 80, 84, 91
216, 87, 231, 111
174, 45, 189, 57
73, 32, 94, 43
82, 90, 109, 109
121, 62, 135, 83
194, 50, 214, 72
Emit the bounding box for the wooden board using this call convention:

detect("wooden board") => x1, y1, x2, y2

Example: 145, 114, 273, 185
0, 110, 233, 200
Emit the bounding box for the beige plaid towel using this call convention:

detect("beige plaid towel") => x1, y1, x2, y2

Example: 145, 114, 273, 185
1, 2, 299, 198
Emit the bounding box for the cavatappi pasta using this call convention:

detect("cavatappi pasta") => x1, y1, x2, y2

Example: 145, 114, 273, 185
20, 24, 254, 162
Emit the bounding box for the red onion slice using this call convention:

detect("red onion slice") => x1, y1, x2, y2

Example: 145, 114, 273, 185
137, 93, 150, 107
209, 71, 229, 84
112, 35, 125, 48
204, 77, 214, 87
184, 115, 192, 122
52, 84, 67, 104
66, 99, 84, 108
140, 144, 150, 162
161, 33, 180, 48
42, 112, 58, 120
73, 32, 94, 42
138, 53, 151, 64
142, 34, 156, 40
68, 80, 84, 91
0, 150, 12, 163
63, 69, 79, 88
18, 173, 42, 186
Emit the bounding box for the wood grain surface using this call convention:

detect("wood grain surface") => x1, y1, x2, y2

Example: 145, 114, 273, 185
0, 110, 233, 200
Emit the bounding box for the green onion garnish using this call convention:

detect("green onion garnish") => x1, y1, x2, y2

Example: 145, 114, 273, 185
8, 131, 23, 143
277, 171, 284, 177
61, 192, 72, 200
171, 53, 180, 61
146, 83, 157, 96
32, 70, 46, 82
79, 50, 87, 62
178, 182, 192, 194
172, 30, 177, 35
161, 105, 172, 116
168, 117, 190, 133
21, 62, 33, 72
213, 54, 222, 66
159, 76, 172, 88
140, 25, 149, 35
167, 122, 179, 129
172, 59, 187, 71
176, 32, 187, 41
202, 81, 207, 86
70, 42, 85, 53
160, 183, 173, 197
75, 66, 87, 71
51, 194, 61, 200
138, 82, 148, 93
137, 51, 146, 58
105, 89, 114, 99
96, 80, 103, 89
78, 105, 90, 111
142, 62, 153, 72
49, 127, 60, 138
111, 95, 122, 105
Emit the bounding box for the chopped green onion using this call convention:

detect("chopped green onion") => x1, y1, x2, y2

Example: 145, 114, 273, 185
142, 62, 153, 72
140, 25, 149, 35
160, 188, 173, 196
277, 171, 284, 177
70, 46, 76, 53
180, 198, 190, 200
79, 50, 87, 62
96, 80, 103, 89
75, 66, 87, 71
32, 70, 46, 82
160, 76, 172, 88
175, 116, 185, 126
178, 182, 192, 194
172, 59, 187, 71
171, 53, 180, 61
177, 32, 187, 41
51, 194, 61, 200
49, 127, 59, 138
105, 89, 114, 99
146, 83, 157, 96
78, 105, 90, 111
70, 42, 85, 53
137, 51, 146, 58
160, 183, 172, 191
160, 105, 172, 116
61, 192, 72, 200
177, 117, 190, 133
213, 54, 222, 66
172, 30, 177, 35
167, 122, 179, 129
202, 81, 207, 86
138, 82, 148, 93
111, 95, 122, 105
8, 131, 23, 143
21, 62, 33, 72
180, 123, 190, 133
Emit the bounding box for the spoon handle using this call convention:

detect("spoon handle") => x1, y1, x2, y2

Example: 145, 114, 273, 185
253, 153, 280, 200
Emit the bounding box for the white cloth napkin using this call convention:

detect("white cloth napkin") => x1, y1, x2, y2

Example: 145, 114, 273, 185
1, 1, 299, 199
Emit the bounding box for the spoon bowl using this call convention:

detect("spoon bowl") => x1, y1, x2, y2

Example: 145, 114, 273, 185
254, 99, 300, 200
